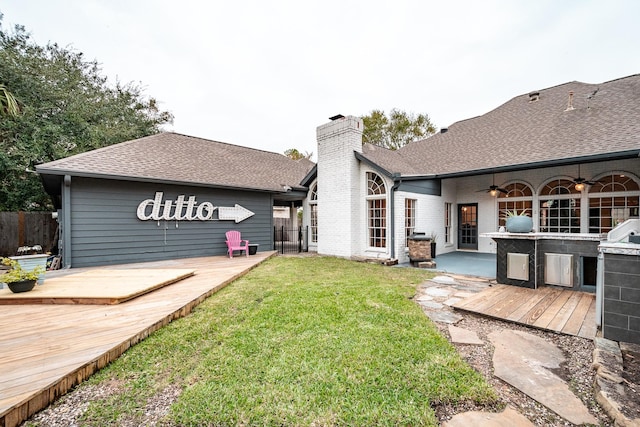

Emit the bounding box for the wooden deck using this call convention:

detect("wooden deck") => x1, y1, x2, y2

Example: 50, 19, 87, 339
0, 269, 196, 305
0, 252, 275, 427
453, 284, 597, 339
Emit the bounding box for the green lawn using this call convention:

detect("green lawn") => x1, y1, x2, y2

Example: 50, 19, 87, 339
79, 256, 496, 426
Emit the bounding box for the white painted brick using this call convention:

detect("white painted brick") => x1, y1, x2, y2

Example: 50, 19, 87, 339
316, 116, 363, 257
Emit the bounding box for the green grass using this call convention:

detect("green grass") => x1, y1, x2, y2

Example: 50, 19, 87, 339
79, 256, 496, 426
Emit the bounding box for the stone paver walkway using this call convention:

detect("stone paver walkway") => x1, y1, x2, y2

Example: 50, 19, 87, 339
414, 274, 633, 426
490, 329, 597, 425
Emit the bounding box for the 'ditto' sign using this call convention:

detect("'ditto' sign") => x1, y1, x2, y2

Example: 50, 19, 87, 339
136, 192, 255, 223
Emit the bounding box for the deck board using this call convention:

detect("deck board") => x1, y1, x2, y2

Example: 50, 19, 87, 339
505, 287, 554, 322
532, 289, 573, 329
453, 284, 513, 312
561, 293, 594, 336
545, 291, 583, 332
521, 287, 564, 326
0, 252, 275, 427
453, 284, 596, 338
484, 286, 534, 319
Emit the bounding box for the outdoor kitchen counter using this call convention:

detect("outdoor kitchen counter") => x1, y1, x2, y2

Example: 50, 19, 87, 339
482, 232, 605, 241
598, 240, 640, 255
481, 232, 606, 290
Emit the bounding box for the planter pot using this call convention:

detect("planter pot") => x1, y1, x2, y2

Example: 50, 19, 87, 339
248, 244, 259, 255
7, 279, 36, 293
506, 216, 533, 233
10, 254, 48, 284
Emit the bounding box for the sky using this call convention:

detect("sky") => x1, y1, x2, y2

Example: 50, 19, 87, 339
1, 0, 639, 159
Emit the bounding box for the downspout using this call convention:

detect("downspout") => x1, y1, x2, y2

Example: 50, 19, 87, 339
390, 174, 401, 259
62, 175, 72, 268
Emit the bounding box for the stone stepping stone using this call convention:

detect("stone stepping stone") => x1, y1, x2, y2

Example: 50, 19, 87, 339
443, 297, 462, 306
425, 287, 451, 297
448, 325, 483, 345
424, 309, 462, 324
432, 275, 457, 285
443, 406, 534, 427
418, 301, 443, 310
489, 330, 597, 425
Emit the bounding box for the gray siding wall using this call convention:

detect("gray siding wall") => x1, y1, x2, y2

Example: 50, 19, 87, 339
68, 177, 273, 267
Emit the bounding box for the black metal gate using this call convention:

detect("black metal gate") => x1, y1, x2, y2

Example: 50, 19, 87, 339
273, 226, 308, 254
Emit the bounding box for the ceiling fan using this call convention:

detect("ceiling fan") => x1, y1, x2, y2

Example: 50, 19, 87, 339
476, 174, 507, 196
572, 165, 597, 191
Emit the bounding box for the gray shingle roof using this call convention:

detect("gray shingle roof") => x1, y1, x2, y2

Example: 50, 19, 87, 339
36, 132, 314, 192
361, 74, 640, 177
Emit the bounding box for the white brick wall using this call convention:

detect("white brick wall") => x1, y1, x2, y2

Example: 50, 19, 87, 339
393, 191, 445, 264
316, 116, 363, 257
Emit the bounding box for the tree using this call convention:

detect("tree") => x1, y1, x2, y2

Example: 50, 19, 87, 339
0, 84, 19, 116
361, 108, 436, 150
284, 148, 313, 160
0, 16, 173, 211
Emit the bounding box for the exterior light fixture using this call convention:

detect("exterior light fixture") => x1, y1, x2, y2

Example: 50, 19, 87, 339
575, 182, 585, 192
490, 189, 497, 197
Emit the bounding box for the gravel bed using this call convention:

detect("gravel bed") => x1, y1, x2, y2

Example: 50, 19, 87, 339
433, 312, 614, 426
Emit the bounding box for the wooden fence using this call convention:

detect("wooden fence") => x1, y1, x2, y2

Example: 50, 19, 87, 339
0, 212, 58, 256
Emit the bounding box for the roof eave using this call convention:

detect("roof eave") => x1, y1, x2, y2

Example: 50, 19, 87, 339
35, 168, 290, 194
354, 152, 395, 178
300, 164, 317, 187
433, 150, 640, 179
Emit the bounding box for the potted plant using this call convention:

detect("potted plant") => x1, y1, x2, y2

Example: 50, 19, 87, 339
503, 209, 533, 233
429, 232, 437, 258
0, 257, 45, 293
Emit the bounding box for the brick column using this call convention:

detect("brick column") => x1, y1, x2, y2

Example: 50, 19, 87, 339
316, 115, 363, 257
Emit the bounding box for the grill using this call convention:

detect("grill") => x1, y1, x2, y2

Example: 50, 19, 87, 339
407, 233, 432, 263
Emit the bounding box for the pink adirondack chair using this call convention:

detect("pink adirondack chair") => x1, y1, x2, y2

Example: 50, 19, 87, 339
225, 230, 249, 258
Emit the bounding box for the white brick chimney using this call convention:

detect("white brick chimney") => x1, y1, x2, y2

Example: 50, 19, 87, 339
316, 115, 363, 257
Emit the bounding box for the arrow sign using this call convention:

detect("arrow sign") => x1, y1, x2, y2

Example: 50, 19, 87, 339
218, 204, 255, 223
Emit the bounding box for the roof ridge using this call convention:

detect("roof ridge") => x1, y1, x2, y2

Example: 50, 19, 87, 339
426, 75, 639, 136
166, 131, 291, 158
35, 133, 162, 166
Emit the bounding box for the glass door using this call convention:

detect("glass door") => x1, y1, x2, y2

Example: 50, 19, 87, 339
458, 204, 478, 250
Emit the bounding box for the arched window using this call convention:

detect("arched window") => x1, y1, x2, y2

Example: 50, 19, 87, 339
539, 179, 581, 233
366, 172, 387, 248
309, 184, 318, 243
588, 173, 640, 233
497, 182, 533, 228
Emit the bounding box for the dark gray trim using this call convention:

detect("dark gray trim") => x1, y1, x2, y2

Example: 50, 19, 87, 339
300, 164, 317, 187
62, 175, 72, 268
273, 190, 308, 205
396, 179, 441, 196
390, 181, 400, 259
